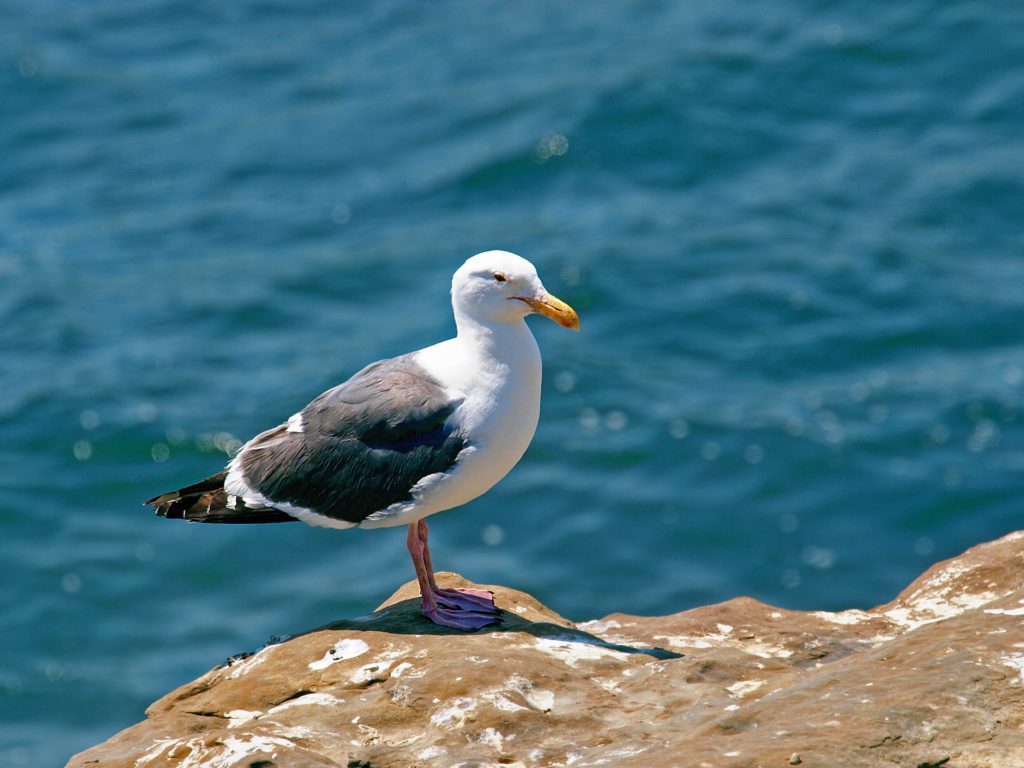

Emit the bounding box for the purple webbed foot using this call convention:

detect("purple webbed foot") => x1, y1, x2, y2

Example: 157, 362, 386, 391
434, 587, 497, 613
423, 605, 502, 631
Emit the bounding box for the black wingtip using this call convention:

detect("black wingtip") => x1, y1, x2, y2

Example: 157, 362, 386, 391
144, 491, 184, 519
143, 470, 295, 524
145, 471, 229, 517
147, 499, 182, 519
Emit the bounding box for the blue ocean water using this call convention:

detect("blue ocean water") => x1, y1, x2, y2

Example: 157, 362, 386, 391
2, 1, 1023, 764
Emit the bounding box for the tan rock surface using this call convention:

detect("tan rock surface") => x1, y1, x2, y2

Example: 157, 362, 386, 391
70, 532, 1024, 768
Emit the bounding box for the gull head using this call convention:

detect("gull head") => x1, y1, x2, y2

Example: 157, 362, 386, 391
451, 250, 580, 331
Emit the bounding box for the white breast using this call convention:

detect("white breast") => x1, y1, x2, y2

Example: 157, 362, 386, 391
358, 322, 542, 529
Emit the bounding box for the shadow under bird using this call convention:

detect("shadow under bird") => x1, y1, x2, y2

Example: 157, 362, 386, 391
146, 251, 580, 631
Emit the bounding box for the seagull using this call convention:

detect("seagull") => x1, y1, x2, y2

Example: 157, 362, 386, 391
146, 251, 580, 631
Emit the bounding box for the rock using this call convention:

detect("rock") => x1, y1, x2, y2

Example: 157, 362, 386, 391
70, 532, 1024, 768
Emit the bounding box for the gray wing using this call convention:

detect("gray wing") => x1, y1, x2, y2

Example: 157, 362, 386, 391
236, 354, 467, 525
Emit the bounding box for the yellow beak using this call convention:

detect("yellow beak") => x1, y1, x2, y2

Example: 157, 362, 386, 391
517, 292, 580, 331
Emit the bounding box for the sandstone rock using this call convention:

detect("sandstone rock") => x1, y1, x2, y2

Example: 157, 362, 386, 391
70, 532, 1024, 768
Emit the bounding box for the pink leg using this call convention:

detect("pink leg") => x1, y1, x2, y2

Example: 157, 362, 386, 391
417, 519, 498, 609
406, 522, 500, 631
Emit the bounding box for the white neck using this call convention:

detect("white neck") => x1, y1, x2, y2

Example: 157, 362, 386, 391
414, 310, 542, 403
453, 309, 536, 360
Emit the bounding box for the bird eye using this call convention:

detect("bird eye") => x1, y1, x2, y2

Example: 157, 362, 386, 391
493, 272, 509, 283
